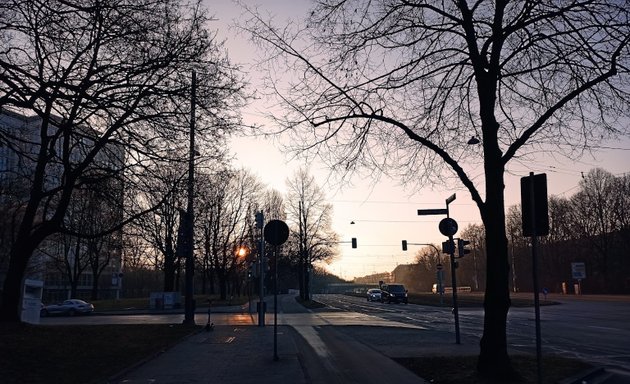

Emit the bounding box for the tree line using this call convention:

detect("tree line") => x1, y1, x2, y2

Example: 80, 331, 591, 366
399, 168, 630, 294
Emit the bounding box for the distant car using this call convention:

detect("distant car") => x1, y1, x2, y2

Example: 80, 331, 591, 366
380, 283, 408, 304
366, 288, 382, 302
41, 299, 94, 317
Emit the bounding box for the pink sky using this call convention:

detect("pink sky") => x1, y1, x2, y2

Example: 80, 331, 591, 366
208, 0, 630, 279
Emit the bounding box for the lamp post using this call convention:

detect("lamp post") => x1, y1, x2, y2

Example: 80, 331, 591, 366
183, 71, 196, 325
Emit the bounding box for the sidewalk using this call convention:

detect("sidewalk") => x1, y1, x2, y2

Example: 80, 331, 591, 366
111, 295, 430, 384
110, 295, 630, 384
112, 324, 308, 384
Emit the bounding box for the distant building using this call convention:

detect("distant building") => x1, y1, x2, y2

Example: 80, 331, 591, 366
0, 108, 124, 302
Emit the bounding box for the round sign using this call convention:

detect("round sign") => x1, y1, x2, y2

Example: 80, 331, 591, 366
264, 220, 290, 246
438, 217, 458, 236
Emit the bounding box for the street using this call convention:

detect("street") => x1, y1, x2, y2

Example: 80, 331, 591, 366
312, 294, 630, 370
40, 293, 630, 370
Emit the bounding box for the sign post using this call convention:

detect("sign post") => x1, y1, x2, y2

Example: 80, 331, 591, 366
571, 262, 586, 294
521, 172, 549, 384
264, 219, 290, 362
418, 193, 461, 344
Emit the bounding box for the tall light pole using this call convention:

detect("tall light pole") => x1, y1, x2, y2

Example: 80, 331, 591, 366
183, 71, 196, 325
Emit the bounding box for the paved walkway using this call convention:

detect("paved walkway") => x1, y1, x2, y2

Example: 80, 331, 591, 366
110, 294, 630, 384
111, 295, 432, 384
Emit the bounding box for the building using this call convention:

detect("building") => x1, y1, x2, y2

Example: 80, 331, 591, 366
0, 107, 124, 302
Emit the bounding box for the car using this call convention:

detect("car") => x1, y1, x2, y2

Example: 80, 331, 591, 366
41, 299, 94, 316
366, 288, 382, 302
380, 283, 408, 304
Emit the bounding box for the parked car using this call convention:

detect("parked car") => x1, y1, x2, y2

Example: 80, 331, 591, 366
380, 283, 408, 304
366, 288, 382, 302
41, 299, 94, 316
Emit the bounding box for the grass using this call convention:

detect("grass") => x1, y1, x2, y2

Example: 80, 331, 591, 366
0, 322, 199, 384
395, 355, 592, 384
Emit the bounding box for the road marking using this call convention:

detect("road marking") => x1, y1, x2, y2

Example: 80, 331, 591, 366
293, 325, 331, 359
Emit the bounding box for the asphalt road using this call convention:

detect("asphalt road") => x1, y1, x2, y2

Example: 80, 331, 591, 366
39, 293, 630, 370
313, 293, 630, 370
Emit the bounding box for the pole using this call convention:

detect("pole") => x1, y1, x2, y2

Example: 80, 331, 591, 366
448, 235, 461, 344
273, 245, 279, 361
529, 172, 543, 384
257, 212, 265, 327
446, 195, 460, 344
183, 70, 196, 325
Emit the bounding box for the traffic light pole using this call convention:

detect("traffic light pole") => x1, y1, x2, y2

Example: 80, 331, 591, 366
256, 212, 265, 327
418, 193, 461, 344
448, 235, 461, 344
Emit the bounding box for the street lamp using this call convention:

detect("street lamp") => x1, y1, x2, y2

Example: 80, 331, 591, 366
467, 136, 480, 145
183, 71, 196, 325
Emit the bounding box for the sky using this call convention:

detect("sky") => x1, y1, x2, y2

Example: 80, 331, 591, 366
208, 0, 630, 280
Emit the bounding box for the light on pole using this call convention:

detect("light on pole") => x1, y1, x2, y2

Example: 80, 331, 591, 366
183, 71, 196, 325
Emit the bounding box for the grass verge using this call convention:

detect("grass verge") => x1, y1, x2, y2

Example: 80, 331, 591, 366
395, 355, 592, 384
0, 323, 199, 384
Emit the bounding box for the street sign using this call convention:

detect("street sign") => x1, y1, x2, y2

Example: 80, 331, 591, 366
439, 218, 458, 236
264, 220, 290, 246
571, 262, 586, 279
437, 263, 443, 270
417, 208, 448, 216
521, 173, 549, 236
445, 193, 456, 205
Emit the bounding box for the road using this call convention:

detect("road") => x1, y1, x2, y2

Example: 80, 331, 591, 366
313, 294, 630, 370
39, 293, 630, 370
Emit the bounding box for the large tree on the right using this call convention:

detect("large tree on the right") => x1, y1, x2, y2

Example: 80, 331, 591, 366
243, 1, 630, 378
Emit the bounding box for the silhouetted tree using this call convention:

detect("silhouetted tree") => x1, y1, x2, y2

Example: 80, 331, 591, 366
242, 1, 630, 377
0, 0, 245, 322
286, 168, 338, 300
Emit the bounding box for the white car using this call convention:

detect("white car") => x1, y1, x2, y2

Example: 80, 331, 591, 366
41, 299, 94, 316
366, 288, 382, 302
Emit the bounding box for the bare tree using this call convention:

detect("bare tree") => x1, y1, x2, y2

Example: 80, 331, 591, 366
286, 168, 338, 300
569, 168, 620, 290
242, 1, 630, 377
460, 224, 486, 291
0, 0, 245, 322
197, 168, 261, 300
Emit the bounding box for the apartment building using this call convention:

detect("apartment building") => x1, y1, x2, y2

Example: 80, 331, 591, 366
0, 108, 124, 302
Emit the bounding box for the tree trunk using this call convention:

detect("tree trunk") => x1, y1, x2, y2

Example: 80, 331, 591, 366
477, 160, 514, 378
0, 239, 37, 322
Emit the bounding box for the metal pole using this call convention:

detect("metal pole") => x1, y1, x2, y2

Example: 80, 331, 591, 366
273, 245, 279, 361
449, 236, 461, 344
183, 70, 196, 325
529, 172, 543, 384
446, 195, 460, 344
257, 212, 265, 327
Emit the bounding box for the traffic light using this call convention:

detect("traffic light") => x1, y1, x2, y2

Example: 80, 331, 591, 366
351, 237, 357, 248
458, 239, 471, 258
442, 240, 454, 254
401, 240, 408, 251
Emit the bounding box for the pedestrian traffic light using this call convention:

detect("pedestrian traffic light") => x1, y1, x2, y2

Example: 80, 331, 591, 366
351, 237, 357, 248
458, 239, 471, 258
402, 240, 408, 251
442, 240, 454, 254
